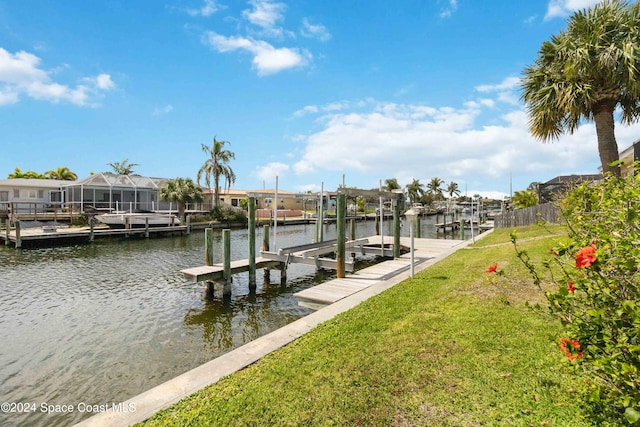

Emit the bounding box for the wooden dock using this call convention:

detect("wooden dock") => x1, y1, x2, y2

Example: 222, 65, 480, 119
181, 257, 281, 282
294, 236, 466, 309
1, 224, 188, 248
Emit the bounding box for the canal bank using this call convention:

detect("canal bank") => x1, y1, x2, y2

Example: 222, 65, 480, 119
74, 230, 492, 427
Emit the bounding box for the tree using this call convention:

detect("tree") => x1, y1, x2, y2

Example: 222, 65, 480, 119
7, 167, 47, 179
45, 167, 77, 181
159, 177, 203, 221
511, 190, 539, 209
446, 181, 461, 199
197, 137, 236, 208
107, 159, 139, 175
521, 0, 640, 177
405, 178, 425, 204
382, 178, 400, 192
427, 177, 444, 199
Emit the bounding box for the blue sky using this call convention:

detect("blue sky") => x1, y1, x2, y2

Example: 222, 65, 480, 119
2, 0, 640, 199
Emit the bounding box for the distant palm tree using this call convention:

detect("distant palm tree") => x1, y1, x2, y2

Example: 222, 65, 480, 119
521, 0, 640, 176
512, 190, 538, 209
382, 178, 401, 192
107, 159, 139, 175
405, 179, 425, 204
197, 137, 236, 208
446, 181, 460, 199
427, 177, 444, 199
159, 177, 203, 220
45, 167, 77, 181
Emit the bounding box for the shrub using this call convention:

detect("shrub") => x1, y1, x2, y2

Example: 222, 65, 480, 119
513, 166, 640, 425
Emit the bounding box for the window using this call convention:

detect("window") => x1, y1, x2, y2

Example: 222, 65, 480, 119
231, 198, 238, 207
13, 189, 19, 198
38, 190, 44, 198
0, 191, 8, 202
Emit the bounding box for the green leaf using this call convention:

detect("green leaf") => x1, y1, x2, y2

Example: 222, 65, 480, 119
624, 407, 640, 423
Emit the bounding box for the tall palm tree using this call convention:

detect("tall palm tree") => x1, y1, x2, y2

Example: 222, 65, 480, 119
405, 178, 425, 204
427, 177, 444, 199
107, 159, 139, 175
446, 181, 460, 199
521, 0, 640, 177
159, 177, 203, 220
45, 167, 77, 181
197, 137, 236, 208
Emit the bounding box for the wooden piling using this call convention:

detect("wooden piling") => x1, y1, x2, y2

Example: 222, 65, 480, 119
375, 214, 379, 235
336, 194, 346, 278
459, 219, 465, 239
145, 217, 150, 238
89, 218, 95, 242
223, 229, 231, 298
416, 216, 421, 238
350, 218, 355, 241
248, 197, 256, 289
5, 219, 10, 246
186, 216, 191, 235
15, 220, 21, 249
205, 228, 214, 267
263, 224, 270, 284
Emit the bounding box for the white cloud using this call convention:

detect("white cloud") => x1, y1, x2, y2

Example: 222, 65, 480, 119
0, 48, 115, 106
440, 0, 458, 18
242, 0, 286, 33
475, 76, 521, 93
288, 96, 640, 193
293, 105, 318, 117
187, 0, 221, 17
153, 104, 174, 115
300, 18, 331, 42
545, 0, 602, 20
254, 162, 290, 181
202, 31, 310, 75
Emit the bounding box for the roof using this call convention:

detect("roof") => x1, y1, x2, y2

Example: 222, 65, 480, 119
67, 173, 169, 189
541, 174, 603, 185
0, 178, 72, 189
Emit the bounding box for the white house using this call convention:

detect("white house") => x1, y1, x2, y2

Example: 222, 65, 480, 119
0, 178, 69, 213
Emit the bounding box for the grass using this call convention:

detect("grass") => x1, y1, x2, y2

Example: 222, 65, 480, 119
140, 224, 596, 426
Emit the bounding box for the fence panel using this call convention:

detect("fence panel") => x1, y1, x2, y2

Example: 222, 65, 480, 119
494, 203, 561, 228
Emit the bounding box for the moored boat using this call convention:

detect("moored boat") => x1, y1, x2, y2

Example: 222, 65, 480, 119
95, 212, 180, 228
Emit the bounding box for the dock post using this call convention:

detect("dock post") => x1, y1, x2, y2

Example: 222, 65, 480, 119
186, 215, 191, 235
336, 194, 346, 278
204, 227, 214, 297
263, 225, 270, 284
89, 217, 95, 242
393, 196, 401, 258
279, 262, 287, 286
416, 216, 421, 238
375, 214, 379, 235
5, 219, 10, 246
350, 218, 355, 241
223, 229, 231, 299
15, 220, 21, 249
145, 217, 150, 238
248, 197, 256, 290
459, 219, 465, 239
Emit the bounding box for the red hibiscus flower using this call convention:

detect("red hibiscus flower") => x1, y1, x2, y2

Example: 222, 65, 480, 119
567, 280, 575, 294
486, 263, 498, 273
575, 245, 596, 268
560, 338, 583, 360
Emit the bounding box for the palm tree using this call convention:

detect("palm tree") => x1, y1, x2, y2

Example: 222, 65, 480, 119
197, 137, 236, 208
159, 177, 203, 220
382, 178, 400, 192
45, 167, 77, 181
107, 159, 139, 175
512, 190, 539, 209
521, 0, 640, 177
427, 177, 444, 199
446, 181, 460, 199
405, 179, 425, 204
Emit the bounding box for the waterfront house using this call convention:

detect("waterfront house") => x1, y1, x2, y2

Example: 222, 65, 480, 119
619, 139, 640, 176
210, 189, 316, 211
62, 173, 176, 212
0, 178, 69, 213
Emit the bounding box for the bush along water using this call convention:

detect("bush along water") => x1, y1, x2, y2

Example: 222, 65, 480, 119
513, 164, 640, 425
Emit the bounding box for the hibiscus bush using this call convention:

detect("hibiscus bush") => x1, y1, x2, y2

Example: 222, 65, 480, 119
513, 166, 640, 425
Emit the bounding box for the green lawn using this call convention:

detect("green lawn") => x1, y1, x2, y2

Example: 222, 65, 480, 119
140, 225, 597, 426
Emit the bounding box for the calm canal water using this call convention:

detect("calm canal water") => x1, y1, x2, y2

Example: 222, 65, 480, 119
0, 217, 462, 426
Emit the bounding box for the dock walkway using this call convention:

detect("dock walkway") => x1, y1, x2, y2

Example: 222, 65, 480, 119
294, 236, 466, 309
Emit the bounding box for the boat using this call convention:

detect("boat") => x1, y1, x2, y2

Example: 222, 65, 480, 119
95, 212, 181, 228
